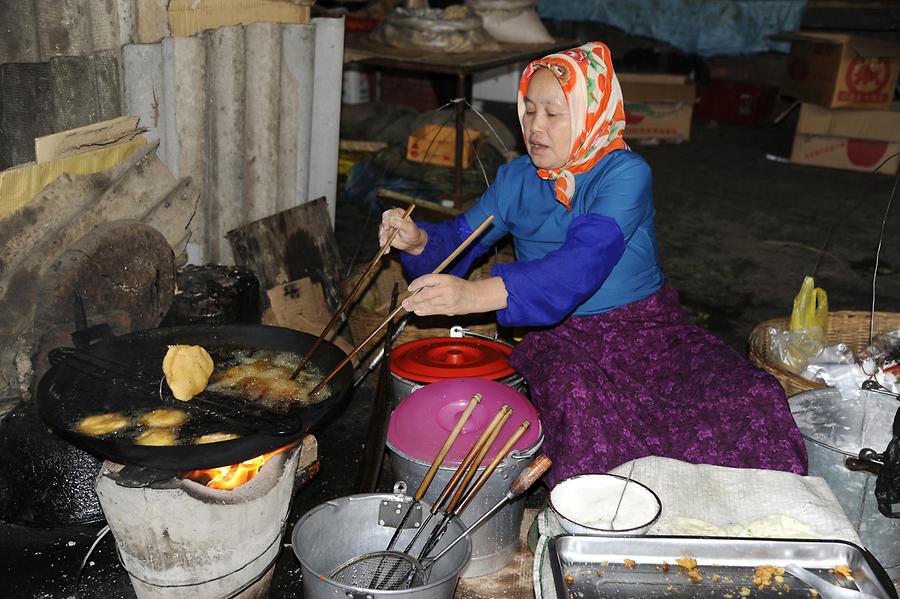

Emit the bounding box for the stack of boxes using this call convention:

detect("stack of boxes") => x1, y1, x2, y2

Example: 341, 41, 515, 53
781, 32, 900, 175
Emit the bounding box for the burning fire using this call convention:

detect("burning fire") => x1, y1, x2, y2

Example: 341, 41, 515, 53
183, 445, 290, 490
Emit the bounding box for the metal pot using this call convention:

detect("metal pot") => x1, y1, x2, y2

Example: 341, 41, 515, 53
291, 492, 471, 599
389, 329, 526, 408
386, 377, 543, 577
789, 387, 900, 578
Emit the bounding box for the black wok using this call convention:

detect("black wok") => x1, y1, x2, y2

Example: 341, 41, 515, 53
37, 324, 353, 471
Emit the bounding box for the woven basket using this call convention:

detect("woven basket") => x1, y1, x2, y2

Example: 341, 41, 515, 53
748, 310, 900, 397
342, 244, 515, 364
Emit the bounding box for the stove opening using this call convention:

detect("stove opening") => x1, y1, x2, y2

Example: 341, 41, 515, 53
182, 444, 291, 490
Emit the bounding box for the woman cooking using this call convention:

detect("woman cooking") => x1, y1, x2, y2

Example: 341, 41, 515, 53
378, 41, 807, 487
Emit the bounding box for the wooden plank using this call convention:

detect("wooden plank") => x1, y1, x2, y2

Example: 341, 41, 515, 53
377, 188, 461, 218
226, 197, 345, 316
35, 116, 143, 164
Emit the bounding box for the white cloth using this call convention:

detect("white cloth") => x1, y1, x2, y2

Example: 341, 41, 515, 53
533, 456, 861, 599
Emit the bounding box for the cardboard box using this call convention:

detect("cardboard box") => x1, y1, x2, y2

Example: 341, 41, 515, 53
406, 124, 481, 168
790, 102, 900, 175
618, 73, 696, 142
780, 32, 900, 110
695, 79, 779, 124
135, 0, 313, 43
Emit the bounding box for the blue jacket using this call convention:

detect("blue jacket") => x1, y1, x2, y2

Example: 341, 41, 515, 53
401, 150, 663, 327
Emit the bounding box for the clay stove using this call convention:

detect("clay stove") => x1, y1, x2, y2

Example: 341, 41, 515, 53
95, 437, 315, 599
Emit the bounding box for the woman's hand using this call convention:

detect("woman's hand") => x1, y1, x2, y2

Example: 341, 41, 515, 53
403, 275, 508, 316
378, 208, 427, 255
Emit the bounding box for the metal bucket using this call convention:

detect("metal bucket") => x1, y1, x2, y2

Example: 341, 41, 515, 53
789, 387, 900, 579
292, 492, 471, 599
390, 330, 527, 408
387, 433, 543, 577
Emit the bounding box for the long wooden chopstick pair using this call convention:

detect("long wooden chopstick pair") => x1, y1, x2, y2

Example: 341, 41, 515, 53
290, 205, 416, 380
309, 213, 495, 396
416, 415, 532, 561
400, 403, 511, 556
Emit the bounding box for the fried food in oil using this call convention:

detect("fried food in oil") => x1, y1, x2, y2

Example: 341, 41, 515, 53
195, 432, 240, 444
139, 408, 189, 428
208, 357, 323, 409
135, 428, 179, 446
77, 413, 130, 436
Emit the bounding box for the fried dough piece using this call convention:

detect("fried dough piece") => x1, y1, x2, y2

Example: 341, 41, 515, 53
162, 345, 214, 401
195, 432, 240, 444
139, 408, 189, 428
77, 413, 130, 437
135, 428, 179, 446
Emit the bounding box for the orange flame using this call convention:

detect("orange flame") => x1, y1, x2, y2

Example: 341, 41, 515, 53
183, 445, 290, 490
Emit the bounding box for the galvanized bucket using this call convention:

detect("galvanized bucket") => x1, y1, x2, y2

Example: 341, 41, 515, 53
789, 387, 900, 579
387, 434, 542, 577
292, 492, 471, 599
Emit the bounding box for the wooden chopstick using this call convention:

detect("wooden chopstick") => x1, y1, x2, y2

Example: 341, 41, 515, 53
455, 419, 530, 515
309, 214, 495, 396
290, 204, 415, 380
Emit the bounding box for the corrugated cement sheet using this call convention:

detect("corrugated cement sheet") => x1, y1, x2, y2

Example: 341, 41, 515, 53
0, 0, 130, 63
122, 17, 344, 264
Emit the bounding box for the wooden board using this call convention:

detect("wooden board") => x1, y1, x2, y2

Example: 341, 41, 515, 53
226, 197, 345, 317
35, 116, 143, 164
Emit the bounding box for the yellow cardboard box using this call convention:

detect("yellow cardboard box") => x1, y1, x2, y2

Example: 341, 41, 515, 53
618, 73, 696, 142
780, 32, 900, 110
135, 0, 313, 43
790, 102, 900, 175
406, 124, 482, 169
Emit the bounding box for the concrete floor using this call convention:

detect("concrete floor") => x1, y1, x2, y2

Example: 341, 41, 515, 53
3, 106, 899, 598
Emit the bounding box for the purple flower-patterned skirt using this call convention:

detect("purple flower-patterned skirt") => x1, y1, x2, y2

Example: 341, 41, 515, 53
510, 282, 808, 488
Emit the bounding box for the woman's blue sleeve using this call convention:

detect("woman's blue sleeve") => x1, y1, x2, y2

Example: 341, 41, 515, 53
492, 213, 625, 327
400, 214, 489, 279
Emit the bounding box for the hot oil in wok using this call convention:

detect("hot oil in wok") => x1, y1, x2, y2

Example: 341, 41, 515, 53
66, 347, 326, 445
206, 349, 328, 410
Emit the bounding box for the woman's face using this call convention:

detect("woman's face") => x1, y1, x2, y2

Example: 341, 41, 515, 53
522, 68, 572, 170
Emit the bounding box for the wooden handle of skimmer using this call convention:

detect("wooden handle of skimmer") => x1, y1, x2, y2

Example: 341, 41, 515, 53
291, 205, 415, 380
432, 403, 510, 513
510, 454, 552, 497
308, 214, 495, 397
445, 405, 512, 515
413, 393, 482, 501
455, 419, 530, 515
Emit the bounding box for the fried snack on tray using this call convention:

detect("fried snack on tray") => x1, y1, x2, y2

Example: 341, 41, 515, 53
135, 428, 178, 446
139, 408, 189, 428
77, 413, 130, 436
195, 432, 240, 444
163, 345, 214, 401
753, 565, 785, 588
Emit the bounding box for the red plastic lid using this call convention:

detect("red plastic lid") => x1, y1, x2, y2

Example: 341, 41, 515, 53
387, 377, 541, 466
390, 337, 516, 383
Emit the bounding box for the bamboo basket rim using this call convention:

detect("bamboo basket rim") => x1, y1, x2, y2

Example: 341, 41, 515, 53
748, 309, 900, 396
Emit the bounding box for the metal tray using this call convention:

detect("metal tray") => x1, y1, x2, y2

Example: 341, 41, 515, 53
549, 535, 898, 599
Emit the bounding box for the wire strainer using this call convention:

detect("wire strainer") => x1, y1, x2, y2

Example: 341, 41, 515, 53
329, 550, 426, 590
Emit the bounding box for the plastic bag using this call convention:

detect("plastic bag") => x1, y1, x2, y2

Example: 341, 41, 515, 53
769, 276, 828, 373
768, 326, 825, 373
860, 329, 900, 393
790, 275, 828, 334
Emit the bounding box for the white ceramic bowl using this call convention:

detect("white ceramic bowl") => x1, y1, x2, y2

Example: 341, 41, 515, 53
550, 473, 662, 536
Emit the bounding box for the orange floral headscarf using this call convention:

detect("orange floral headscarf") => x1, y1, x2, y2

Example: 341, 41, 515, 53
517, 41, 627, 211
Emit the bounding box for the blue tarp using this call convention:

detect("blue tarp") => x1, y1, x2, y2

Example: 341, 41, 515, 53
536, 0, 807, 56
